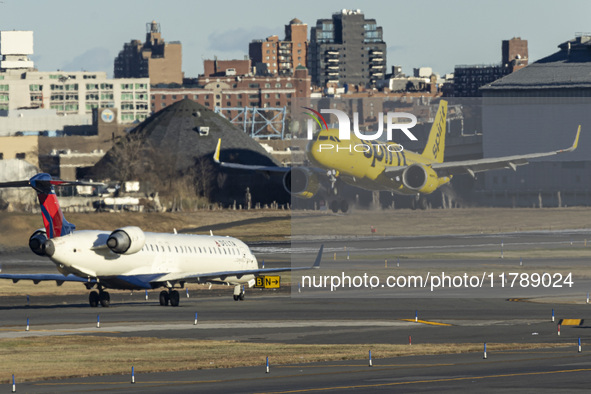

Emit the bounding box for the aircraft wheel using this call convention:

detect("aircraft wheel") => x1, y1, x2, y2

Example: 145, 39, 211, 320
419, 198, 428, 210
411, 198, 417, 210
169, 290, 180, 307
340, 200, 349, 213
233, 295, 240, 301
330, 200, 339, 213
159, 290, 170, 306
99, 291, 110, 307
89, 291, 99, 307
239, 292, 245, 301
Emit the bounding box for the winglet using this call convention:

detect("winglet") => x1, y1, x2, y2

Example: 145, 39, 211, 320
572, 125, 581, 151
214, 138, 221, 163
562, 125, 581, 153
312, 245, 323, 269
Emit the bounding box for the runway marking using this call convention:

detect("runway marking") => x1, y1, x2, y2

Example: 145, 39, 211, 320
256, 367, 591, 393
278, 363, 454, 368
400, 319, 452, 326
558, 319, 583, 326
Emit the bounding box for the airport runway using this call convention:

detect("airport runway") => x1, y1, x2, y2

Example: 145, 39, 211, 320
1, 230, 591, 391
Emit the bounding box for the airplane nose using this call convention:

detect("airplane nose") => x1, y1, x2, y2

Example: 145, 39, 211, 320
43, 240, 55, 257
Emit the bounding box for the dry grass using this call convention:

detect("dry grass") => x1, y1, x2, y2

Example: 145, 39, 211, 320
0, 336, 569, 383
292, 207, 591, 237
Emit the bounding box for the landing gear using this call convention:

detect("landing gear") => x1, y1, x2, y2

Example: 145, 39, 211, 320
411, 196, 428, 210
233, 285, 245, 301
159, 289, 180, 306
169, 290, 180, 307
89, 291, 99, 307
340, 200, 349, 213
330, 200, 349, 213
99, 291, 110, 307
89, 289, 110, 307
159, 290, 169, 306
330, 200, 339, 213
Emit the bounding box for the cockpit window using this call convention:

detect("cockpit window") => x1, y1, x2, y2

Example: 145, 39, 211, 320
318, 135, 329, 141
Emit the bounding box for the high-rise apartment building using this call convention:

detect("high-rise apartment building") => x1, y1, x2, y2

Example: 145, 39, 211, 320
249, 18, 308, 76
308, 9, 386, 88
114, 21, 183, 85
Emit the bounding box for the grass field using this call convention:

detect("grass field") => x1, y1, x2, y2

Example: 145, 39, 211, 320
0, 336, 569, 383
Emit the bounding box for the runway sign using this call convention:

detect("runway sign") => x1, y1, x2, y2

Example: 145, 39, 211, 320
255, 276, 280, 289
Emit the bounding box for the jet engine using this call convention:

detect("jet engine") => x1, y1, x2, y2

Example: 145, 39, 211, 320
402, 164, 440, 194
283, 167, 320, 199
29, 229, 48, 256
107, 226, 146, 255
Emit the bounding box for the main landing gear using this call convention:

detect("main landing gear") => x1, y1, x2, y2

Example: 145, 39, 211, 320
330, 199, 349, 213
89, 288, 110, 307
233, 285, 245, 301
159, 289, 180, 307
411, 195, 428, 210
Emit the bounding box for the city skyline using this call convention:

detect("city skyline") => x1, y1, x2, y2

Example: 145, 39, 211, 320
1, 0, 591, 79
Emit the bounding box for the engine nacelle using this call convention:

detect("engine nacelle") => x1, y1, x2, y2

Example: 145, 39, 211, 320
29, 229, 48, 256
107, 226, 145, 255
402, 164, 440, 194
283, 167, 320, 199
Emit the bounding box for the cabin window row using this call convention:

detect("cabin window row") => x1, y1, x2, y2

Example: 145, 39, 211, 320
140, 244, 242, 256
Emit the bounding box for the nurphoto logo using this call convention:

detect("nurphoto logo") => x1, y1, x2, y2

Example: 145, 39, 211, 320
303, 107, 418, 141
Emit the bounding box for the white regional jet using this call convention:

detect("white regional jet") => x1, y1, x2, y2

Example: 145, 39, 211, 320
0, 173, 322, 307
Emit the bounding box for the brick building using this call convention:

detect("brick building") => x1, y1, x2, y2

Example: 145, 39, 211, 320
114, 21, 183, 85
249, 18, 308, 76
151, 63, 311, 122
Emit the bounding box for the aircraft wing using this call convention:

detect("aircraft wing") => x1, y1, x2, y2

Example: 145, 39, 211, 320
430, 126, 581, 178
154, 245, 323, 284
213, 138, 291, 173
383, 126, 581, 178
0, 273, 96, 286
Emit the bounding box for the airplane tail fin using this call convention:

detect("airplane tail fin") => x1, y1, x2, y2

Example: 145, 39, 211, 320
30, 174, 76, 238
0, 173, 101, 239
421, 100, 448, 163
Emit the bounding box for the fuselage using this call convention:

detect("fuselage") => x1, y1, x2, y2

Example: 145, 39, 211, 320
46, 230, 258, 288
307, 129, 451, 195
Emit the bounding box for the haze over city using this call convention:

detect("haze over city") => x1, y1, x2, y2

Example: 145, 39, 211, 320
1, 0, 591, 77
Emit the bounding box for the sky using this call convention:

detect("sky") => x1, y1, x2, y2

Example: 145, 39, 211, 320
1, 0, 591, 79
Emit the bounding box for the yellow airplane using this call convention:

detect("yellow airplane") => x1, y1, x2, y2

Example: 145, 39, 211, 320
215, 100, 581, 212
